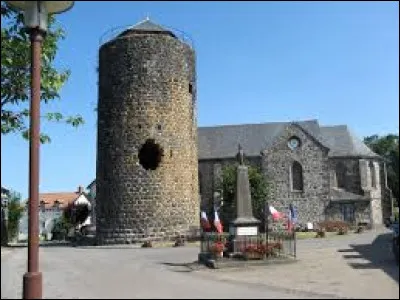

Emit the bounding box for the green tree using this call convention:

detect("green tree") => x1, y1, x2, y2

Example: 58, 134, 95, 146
216, 162, 272, 231
1, 1, 84, 143
364, 134, 399, 204
7, 191, 24, 241
63, 202, 90, 226
51, 215, 72, 240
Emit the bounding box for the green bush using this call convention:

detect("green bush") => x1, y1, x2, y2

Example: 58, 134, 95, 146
51, 216, 71, 240
7, 192, 24, 241
216, 162, 272, 230
318, 220, 349, 233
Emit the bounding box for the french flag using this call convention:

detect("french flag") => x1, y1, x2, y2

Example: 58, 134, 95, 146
214, 210, 223, 233
200, 211, 211, 231
269, 205, 283, 221
287, 204, 297, 232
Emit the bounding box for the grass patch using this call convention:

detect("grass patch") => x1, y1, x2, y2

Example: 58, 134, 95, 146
151, 241, 200, 248
295, 231, 349, 240
295, 232, 317, 239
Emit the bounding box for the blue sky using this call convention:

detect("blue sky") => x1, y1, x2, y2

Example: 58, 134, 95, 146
1, 1, 399, 199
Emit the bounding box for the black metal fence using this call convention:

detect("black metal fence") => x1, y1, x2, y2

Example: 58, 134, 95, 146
200, 231, 296, 260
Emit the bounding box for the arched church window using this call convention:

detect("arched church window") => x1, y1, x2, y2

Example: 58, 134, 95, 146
291, 161, 304, 191
369, 161, 376, 188
336, 162, 347, 189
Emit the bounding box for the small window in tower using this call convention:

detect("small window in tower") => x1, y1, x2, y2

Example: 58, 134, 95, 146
189, 83, 193, 94
157, 124, 162, 131
138, 124, 142, 129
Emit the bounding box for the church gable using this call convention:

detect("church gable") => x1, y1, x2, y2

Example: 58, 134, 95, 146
261, 123, 331, 222
262, 122, 329, 159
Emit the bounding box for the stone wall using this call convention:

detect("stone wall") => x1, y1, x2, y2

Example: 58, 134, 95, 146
325, 201, 371, 224
96, 30, 199, 244
261, 124, 331, 225
330, 158, 363, 195
380, 161, 393, 221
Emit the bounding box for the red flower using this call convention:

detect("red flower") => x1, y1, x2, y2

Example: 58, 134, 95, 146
211, 241, 225, 253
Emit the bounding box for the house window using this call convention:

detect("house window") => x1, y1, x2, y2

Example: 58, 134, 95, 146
291, 161, 304, 191
40, 201, 46, 212
336, 162, 347, 189
369, 161, 376, 188
54, 200, 60, 209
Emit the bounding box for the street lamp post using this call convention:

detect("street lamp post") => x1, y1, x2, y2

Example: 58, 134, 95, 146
4, 2, 74, 299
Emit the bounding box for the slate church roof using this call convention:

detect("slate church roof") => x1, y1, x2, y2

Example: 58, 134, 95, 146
197, 119, 378, 160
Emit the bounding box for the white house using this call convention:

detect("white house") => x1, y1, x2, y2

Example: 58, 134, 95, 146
18, 186, 92, 241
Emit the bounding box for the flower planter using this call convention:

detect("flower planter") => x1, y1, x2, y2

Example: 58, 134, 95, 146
212, 251, 224, 259
245, 252, 263, 260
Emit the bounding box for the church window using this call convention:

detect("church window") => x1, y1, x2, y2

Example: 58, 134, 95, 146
369, 161, 376, 188
336, 162, 347, 189
291, 161, 304, 191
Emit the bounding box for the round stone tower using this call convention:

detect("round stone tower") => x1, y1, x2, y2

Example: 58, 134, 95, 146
96, 19, 199, 245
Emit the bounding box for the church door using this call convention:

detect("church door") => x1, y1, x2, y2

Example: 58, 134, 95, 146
341, 203, 355, 223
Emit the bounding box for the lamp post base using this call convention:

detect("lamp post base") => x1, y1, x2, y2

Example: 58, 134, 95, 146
23, 271, 42, 299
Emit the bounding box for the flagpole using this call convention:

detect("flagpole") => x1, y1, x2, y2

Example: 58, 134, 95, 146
264, 201, 269, 259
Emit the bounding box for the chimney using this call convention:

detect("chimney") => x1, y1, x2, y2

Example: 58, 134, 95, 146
78, 185, 85, 194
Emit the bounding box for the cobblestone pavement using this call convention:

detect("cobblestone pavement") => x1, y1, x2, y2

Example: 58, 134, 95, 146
197, 228, 399, 299
1, 229, 398, 299
1, 247, 13, 257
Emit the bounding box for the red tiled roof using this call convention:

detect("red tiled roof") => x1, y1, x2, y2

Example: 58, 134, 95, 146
25, 192, 82, 209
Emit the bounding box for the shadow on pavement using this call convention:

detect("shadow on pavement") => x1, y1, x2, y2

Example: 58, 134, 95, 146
338, 232, 399, 284
159, 261, 203, 272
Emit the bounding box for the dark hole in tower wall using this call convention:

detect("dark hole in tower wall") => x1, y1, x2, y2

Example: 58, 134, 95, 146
189, 83, 193, 94
138, 139, 164, 170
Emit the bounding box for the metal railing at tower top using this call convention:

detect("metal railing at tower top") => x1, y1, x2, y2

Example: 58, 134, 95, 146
99, 23, 195, 49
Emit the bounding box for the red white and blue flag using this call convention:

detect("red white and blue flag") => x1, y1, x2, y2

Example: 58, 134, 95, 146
269, 205, 283, 221
214, 210, 223, 233
200, 211, 211, 231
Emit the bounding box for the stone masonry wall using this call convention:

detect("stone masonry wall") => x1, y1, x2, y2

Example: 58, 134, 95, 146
261, 124, 330, 225
330, 158, 363, 195
96, 31, 199, 244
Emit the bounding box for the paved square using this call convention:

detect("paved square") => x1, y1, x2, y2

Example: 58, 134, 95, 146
2, 230, 398, 299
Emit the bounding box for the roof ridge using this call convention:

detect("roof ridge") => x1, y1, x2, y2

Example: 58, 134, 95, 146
199, 119, 319, 129
320, 124, 347, 129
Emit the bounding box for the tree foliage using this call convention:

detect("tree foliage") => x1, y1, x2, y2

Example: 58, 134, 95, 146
216, 162, 272, 231
364, 134, 399, 204
64, 202, 90, 226
1, 1, 84, 143
7, 191, 24, 241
